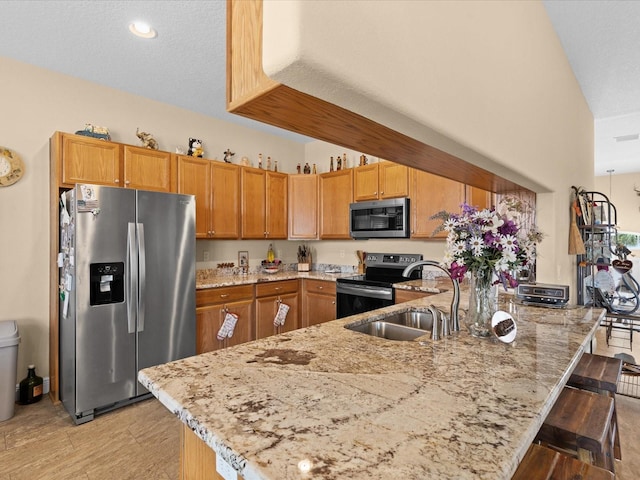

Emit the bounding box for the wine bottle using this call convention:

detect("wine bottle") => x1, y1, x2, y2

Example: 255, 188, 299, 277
19, 365, 43, 404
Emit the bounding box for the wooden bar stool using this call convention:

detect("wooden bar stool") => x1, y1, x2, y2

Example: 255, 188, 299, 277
567, 353, 622, 460
535, 387, 616, 473
512, 444, 614, 480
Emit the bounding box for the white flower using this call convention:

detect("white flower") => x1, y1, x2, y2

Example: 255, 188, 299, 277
499, 234, 518, 251
453, 241, 466, 253
443, 218, 458, 231
469, 235, 485, 256
488, 215, 504, 234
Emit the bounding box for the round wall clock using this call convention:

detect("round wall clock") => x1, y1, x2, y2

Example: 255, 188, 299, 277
0, 147, 25, 187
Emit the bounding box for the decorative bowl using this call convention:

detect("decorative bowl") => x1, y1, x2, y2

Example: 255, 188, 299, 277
262, 263, 280, 274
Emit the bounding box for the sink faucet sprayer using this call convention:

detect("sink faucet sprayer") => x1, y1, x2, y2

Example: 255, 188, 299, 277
401, 260, 460, 333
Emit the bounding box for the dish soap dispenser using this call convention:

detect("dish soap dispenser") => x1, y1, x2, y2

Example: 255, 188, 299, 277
19, 365, 43, 404
267, 243, 275, 263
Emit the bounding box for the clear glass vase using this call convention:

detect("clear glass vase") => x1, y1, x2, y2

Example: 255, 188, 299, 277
467, 269, 497, 337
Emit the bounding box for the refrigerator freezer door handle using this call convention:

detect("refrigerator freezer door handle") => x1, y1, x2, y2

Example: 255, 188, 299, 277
127, 223, 137, 334
137, 223, 146, 332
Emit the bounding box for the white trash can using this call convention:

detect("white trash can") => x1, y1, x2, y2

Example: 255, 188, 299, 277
0, 320, 20, 421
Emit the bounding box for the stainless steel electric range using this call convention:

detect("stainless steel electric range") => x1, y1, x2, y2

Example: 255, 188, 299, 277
336, 252, 423, 318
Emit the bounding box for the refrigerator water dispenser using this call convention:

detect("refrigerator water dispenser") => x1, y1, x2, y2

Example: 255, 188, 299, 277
90, 262, 124, 305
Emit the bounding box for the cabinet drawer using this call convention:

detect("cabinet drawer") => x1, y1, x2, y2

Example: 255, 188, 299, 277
304, 279, 336, 296
196, 284, 254, 306
255, 279, 298, 297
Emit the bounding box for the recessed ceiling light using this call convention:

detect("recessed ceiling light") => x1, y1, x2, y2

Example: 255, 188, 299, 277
129, 21, 157, 39
613, 133, 639, 142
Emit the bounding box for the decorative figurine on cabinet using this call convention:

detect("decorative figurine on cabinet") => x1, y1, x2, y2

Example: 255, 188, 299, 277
258, 153, 263, 169
359, 154, 368, 166
336, 154, 342, 170
303, 162, 311, 174
136, 128, 159, 149
297, 163, 301, 174
330, 156, 334, 172
188, 138, 204, 157
267, 156, 272, 171
223, 148, 235, 163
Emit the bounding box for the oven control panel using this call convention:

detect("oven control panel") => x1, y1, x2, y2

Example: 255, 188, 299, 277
365, 253, 423, 267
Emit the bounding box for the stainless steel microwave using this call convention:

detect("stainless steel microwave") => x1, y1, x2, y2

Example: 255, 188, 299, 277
349, 198, 410, 239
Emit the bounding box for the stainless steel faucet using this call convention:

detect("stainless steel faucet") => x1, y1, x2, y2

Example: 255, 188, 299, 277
401, 260, 460, 332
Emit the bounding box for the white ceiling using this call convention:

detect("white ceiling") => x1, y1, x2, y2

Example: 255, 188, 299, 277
1, 1, 638, 177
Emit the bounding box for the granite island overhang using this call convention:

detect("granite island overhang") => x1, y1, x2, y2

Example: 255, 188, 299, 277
139, 290, 605, 480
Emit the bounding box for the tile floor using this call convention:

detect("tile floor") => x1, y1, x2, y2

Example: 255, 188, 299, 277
0, 325, 638, 479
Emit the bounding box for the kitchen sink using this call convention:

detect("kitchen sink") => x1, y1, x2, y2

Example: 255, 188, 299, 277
344, 310, 437, 341
382, 310, 435, 330
345, 321, 429, 341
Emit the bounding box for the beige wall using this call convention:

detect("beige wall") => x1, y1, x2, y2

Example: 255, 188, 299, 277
264, 0, 595, 291
0, 56, 308, 380
1, 56, 449, 383
595, 173, 640, 233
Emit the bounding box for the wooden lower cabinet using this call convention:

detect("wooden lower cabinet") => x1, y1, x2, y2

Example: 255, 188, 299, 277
196, 285, 254, 353
302, 279, 336, 327
181, 424, 244, 480
255, 280, 299, 339
394, 289, 433, 304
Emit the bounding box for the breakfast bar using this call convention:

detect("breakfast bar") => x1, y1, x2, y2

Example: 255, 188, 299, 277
139, 290, 604, 479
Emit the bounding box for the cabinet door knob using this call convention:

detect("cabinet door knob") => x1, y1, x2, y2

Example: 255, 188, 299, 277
318, 286, 323, 290
125, 180, 130, 185
114, 179, 119, 183
220, 294, 229, 299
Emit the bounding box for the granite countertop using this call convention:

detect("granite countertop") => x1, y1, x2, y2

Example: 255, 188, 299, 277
196, 269, 450, 294
139, 288, 604, 480
196, 270, 358, 289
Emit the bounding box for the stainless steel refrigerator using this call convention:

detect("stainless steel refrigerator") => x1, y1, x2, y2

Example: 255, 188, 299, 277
59, 184, 195, 424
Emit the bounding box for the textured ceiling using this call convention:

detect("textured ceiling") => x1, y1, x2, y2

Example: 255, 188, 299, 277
1, 1, 638, 176
543, 0, 640, 176
0, 0, 308, 143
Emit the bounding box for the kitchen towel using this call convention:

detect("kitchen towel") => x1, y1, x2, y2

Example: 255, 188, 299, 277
273, 303, 290, 326
217, 312, 238, 340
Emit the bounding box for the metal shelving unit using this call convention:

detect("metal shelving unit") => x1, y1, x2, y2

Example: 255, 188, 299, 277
575, 190, 618, 306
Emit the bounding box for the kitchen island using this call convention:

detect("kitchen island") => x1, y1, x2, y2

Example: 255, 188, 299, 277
139, 289, 604, 480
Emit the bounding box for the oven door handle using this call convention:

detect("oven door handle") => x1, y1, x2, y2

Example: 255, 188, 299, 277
337, 283, 393, 300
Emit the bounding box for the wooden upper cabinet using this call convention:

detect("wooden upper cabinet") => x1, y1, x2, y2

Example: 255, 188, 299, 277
123, 146, 174, 192
266, 171, 288, 239
379, 161, 409, 199
241, 167, 287, 239
353, 164, 379, 201
57, 132, 175, 192
465, 185, 494, 211
211, 162, 241, 238
288, 174, 318, 239
319, 169, 353, 239
178, 156, 211, 238
241, 167, 267, 238
60, 133, 120, 187
354, 161, 408, 201
178, 157, 240, 239
410, 168, 464, 239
